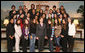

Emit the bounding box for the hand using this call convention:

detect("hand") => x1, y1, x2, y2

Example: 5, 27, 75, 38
73, 36, 75, 38
50, 38, 53, 41
45, 36, 48, 39
56, 36, 59, 38
30, 35, 32, 39
28, 31, 29, 34
10, 36, 13, 39
61, 35, 64, 38
36, 37, 39, 40
55, 26, 57, 28
27, 36, 29, 38
13, 11, 16, 14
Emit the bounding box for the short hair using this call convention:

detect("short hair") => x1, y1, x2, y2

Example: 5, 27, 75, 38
53, 5, 56, 8
46, 5, 49, 8
11, 5, 15, 9
61, 5, 64, 7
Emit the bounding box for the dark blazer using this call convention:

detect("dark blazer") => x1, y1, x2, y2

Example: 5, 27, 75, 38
6, 23, 15, 39
36, 23, 46, 37
30, 23, 36, 34
46, 24, 52, 39
60, 25, 68, 38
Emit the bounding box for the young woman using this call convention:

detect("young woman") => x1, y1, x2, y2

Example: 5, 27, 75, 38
6, 18, 15, 52
24, 8, 28, 17
54, 19, 62, 52
56, 8, 60, 17
13, 14, 17, 24
59, 14, 63, 24
22, 19, 30, 52
60, 19, 68, 52
39, 9, 43, 17
9, 5, 16, 20
68, 18, 76, 52
36, 17, 47, 52
46, 19, 54, 52
42, 13, 47, 25
27, 13, 30, 22
35, 15, 39, 24
19, 14, 25, 30
30, 9, 36, 21
30, 19, 37, 52
49, 9, 54, 18
14, 19, 22, 52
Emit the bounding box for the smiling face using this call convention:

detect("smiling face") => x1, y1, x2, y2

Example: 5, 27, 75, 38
48, 20, 51, 24
55, 19, 58, 24
25, 19, 28, 24
39, 17, 43, 23
10, 19, 14, 24
17, 20, 20, 24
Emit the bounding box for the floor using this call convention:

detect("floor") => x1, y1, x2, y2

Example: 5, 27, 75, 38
1, 40, 84, 52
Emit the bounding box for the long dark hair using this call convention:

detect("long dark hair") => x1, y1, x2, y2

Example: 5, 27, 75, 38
71, 19, 74, 24
16, 19, 20, 25
62, 19, 66, 30
23, 19, 30, 28
54, 18, 60, 26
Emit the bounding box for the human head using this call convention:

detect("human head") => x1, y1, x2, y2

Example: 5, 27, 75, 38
42, 13, 46, 19
11, 5, 16, 10
59, 14, 63, 18
53, 5, 56, 11
16, 19, 21, 25
10, 18, 14, 24
33, 18, 36, 23
27, 13, 30, 18
60, 5, 64, 10
25, 8, 28, 13
49, 9, 53, 14
35, 15, 38, 20
40, 9, 43, 13
19, 9, 23, 14
24, 19, 29, 24
39, 17, 43, 23
23, 5, 26, 10
48, 19, 51, 24
19, 5, 22, 10
31, 4, 35, 9
45, 5, 49, 11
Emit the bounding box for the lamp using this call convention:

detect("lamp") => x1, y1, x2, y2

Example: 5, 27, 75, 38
73, 19, 79, 29
73, 19, 79, 25
3, 19, 9, 26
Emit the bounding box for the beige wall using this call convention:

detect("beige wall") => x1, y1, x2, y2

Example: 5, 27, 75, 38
23, 1, 59, 10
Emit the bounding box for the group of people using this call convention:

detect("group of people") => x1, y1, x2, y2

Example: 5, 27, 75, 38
6, 4, 76, 52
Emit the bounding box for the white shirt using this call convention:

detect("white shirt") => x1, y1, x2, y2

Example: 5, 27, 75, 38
68, 22, 76, 36
14, 24, 22, 37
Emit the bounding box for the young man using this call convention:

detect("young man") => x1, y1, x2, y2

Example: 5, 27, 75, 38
6, 18, 15, 52
9, 5, 16, 20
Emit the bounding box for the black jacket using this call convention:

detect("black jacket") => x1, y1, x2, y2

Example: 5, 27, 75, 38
30, 23, 36, 34
6, 23, 15, 39
46, 24, 52, 39
61, 25, 68, 38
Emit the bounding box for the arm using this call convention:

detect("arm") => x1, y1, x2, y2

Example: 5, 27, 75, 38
36, 24, 39, 37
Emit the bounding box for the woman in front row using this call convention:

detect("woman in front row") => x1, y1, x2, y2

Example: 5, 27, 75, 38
46, 19, 53, 52
60, 19, 68, 52
36, 17, 47, 52
54, 19, 62, 52
14, 19, 22, 52
30, 19, 37, 52
67, 18, 76, 52
22, 19, 30, 52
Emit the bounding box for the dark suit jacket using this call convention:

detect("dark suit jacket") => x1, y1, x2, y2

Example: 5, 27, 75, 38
36, 23, 46, 37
